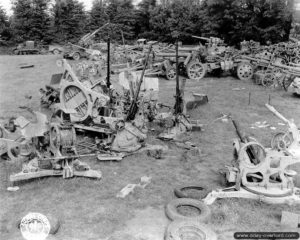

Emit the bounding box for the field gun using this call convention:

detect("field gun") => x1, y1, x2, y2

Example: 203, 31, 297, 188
203, 115, 300, 205
79, 23, 109, 47
266, 104, 300, 157
126, 43, 155, 121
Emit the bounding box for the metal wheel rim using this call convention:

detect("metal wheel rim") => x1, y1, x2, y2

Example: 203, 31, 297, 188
167, 68, 176, 80
262, 74, 275, 87
73, 53, 80, 60
188, 62, 205, 80
237, 64, 253, 80
53, 49, 60, 55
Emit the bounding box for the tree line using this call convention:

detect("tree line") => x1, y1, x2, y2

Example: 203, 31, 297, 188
0, 0, 294, 47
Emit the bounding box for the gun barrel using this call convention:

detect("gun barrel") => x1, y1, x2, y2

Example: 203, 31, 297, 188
231, 119, 245, 142
192, 35, 210, 41
81, 23, 110, 43
265, 104, 289, 124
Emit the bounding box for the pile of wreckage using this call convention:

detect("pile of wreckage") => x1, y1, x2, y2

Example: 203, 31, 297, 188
117, 36, 300, 95
1, 40, 206, 185
3, 32, 300, 239
13, 21, 300, 96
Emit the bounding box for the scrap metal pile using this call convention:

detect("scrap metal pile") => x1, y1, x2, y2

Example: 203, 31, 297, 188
1, 39, 207, 185
119, 36, 300, 96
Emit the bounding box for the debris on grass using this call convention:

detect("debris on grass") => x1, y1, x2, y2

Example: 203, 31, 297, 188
117, 176, 152, 198
20, 64, 34, 69
232, 87, 246, 91
7, 186, 19, 192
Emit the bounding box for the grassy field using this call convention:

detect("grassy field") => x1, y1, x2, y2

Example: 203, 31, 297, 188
1, 55, 300, 240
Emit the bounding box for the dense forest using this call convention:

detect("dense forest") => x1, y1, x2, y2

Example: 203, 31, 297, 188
0, 0, 295, 46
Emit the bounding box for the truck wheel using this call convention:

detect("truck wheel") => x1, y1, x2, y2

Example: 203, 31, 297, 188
53, 49, 60, 55
73, 52, 80, 61
165, 198, 211, 222
237, 62, 253, 81
165, 220, 217, 240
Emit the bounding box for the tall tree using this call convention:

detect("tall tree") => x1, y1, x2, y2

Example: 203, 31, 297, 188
200, 0, 293, 46
0, 6, 11, 41
51, 0, 87, 43
11, 0, 51, 43
89, 0, 137, 42
136, 0, 156, 36
89, 0, 107, 33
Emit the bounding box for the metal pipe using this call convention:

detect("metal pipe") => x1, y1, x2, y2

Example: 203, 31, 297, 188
107, 37, 111, 89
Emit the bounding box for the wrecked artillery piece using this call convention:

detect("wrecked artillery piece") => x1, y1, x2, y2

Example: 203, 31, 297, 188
237, 42, 300, 88
203, 117, 300, 205
63, 23, 109, 61
266, 104, 300, 158
130, 42, 206, 81
41, 44, 160, 154
0, 108, 102, 183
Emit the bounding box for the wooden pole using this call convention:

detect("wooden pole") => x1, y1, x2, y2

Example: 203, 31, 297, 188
107, 37, 111, 89
248, 92, 251, 105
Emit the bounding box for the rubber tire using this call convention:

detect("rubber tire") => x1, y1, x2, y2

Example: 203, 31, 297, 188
174, 185, 210, 199
16, 213, 60, 235
53, 49, 60, 55
72, 52, 80, 61
165, 219, 217, 240
165, 198, 211, 222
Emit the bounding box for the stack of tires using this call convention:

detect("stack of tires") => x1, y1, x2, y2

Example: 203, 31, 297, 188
164, 185, 217, 240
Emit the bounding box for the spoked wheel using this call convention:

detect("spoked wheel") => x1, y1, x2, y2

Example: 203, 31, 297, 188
271, 132, 293, 151
261, 72, 275, 87
186, 61, 206, 80
237, 62, 254, 81
272, 68, 285, 87
166, 67, 176, 81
